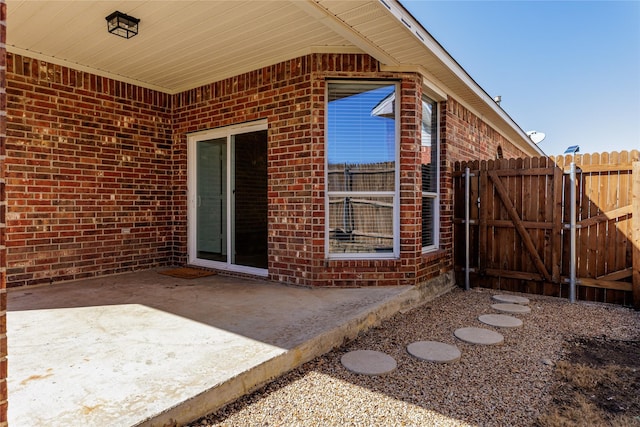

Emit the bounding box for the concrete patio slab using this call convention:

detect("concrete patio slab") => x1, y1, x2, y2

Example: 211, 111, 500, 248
8, 269, 451, 426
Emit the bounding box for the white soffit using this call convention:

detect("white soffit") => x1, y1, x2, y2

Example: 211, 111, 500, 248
5, 0, 542, 155
6, 0, 356, 93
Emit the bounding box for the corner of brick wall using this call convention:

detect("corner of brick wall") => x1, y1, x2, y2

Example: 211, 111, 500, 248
443, 97, 529, 162
5, 52, 174, 287
0, 0, 8, 424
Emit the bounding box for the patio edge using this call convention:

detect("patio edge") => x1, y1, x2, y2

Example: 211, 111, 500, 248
138, 272, 456, 427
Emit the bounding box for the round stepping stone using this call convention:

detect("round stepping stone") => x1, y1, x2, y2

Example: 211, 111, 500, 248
492, 294, 530, 305
454, 327, 504, 345
407, 341, 461, 363
478, 313, 523, 329
341, 350, 397, 375
491, 303, 531, 314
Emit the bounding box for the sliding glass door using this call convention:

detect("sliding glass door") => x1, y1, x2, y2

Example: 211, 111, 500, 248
188, 122, 268, 275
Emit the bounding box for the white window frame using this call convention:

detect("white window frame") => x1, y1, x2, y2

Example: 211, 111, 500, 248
422, 95, 440, 253
325, 80, 400, 259
187, 119, 269, 277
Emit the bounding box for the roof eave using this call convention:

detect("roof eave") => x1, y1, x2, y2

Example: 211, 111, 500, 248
377, 0, 545, 157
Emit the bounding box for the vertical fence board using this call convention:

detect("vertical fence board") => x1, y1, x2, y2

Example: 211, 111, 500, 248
542, 157, 553, 282
453, 162, 463, 286
610, 153, 625, 304
633, 162, 640, 308
582, 153, 595, 301
594, 152, 606, 301
550, 158, 563, 294
522, 157, 532, 276
478, 163, 488, 277
617, 152, 630, 284
618, 152, 631, 305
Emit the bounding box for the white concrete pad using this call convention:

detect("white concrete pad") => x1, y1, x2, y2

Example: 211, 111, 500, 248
407, 341, 461, 363
491, 303, 531, 314
341, 350, 397, 375
8, 269, 429, 426
454, 327, 504, 345
492, 294, 530, 305
9, 295, 285, 427
478, 313, 523, 328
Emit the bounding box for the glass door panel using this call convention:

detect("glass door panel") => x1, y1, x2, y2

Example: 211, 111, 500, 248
232, 130, 268, 269
196, 138, 227, 262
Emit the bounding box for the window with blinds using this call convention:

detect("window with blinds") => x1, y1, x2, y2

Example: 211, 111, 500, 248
326, 81, 399, 257
422, 95, 439, 251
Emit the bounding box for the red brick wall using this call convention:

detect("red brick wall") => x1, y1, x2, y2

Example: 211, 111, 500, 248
314, 73, 430, 287
171, 55, 320, 273
172, 55, 384, 285
173, 54, 452, 287
308, 60, 427, 287
5, 54, 174, 287
0, 2, 7, 423
4, 50, 533, 290
442, 97, 528, 161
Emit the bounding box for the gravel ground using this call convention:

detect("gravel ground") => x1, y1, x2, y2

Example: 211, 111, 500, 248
188, 287, 640, 427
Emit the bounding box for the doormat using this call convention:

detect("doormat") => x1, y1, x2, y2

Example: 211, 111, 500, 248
158, 267, 217, 279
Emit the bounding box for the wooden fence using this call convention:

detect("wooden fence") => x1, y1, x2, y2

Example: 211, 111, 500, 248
327, 162, 395, 252
453, 150, 640, 307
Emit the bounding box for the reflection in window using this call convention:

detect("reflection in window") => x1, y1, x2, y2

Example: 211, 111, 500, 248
422, 95, 439, 250
327, 82, 398, 256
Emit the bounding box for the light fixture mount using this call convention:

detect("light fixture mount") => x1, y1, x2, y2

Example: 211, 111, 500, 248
106, 11, 140, 39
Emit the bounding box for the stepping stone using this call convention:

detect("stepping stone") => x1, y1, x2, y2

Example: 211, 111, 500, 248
407, 341, 461, 363
341, 350, 397, 375
454, 327, 504, 345
478, 313, 523, 328
491, 303, 531, 314
492, 294, 530, 305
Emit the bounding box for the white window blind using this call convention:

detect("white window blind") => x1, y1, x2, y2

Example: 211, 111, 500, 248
327, 82, 398, 256
421, 95, 439, 250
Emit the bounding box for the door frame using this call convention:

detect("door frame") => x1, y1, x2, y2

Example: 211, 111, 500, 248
187, 120, 268, 277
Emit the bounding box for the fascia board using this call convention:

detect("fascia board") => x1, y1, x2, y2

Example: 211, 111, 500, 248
384, 0, 545, 156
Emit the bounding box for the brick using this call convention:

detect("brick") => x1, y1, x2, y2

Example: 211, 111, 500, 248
5, 51, 530, 293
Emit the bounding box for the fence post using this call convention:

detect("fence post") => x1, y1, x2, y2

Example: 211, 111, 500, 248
569, 162, 577, 303
632, 162, 639, 309
464, 167, 471, 291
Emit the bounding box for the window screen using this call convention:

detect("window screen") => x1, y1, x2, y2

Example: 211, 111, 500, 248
327, 82, 398, 256
421, 95, 439, 250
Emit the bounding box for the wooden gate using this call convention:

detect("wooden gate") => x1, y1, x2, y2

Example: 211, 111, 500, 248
453, 150, 640, 307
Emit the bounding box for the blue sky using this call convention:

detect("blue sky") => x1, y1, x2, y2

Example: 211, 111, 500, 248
402, 0, 640, 156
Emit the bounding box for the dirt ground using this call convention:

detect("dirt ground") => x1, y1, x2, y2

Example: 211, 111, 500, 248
537, 336, 640, 426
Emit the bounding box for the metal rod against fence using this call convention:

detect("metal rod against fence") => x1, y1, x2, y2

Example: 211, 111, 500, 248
569, 162, 577, 303
465, 167, 471, 291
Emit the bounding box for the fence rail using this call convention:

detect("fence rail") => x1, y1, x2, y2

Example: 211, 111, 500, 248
453, 150, 639, 307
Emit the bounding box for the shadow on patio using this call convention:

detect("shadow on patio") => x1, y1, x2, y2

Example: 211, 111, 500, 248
7, 269, 425, 426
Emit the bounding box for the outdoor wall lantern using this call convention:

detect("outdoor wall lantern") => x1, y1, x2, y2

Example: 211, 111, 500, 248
106, 11, 140, 39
